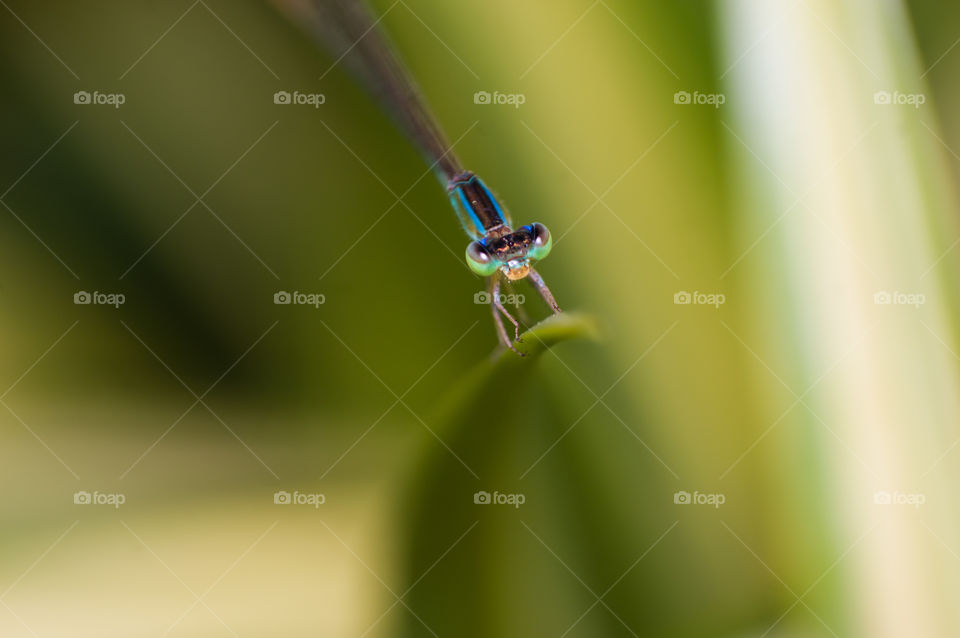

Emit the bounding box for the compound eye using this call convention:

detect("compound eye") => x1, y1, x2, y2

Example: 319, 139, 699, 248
465, 241, 499, 277
527, 223, 552, 261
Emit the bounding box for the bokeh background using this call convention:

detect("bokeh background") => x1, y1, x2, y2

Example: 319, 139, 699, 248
2, 0, 960, 635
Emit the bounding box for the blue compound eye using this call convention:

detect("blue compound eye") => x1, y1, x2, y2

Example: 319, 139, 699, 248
527, 223, 552, 261
465, 241, 499, 277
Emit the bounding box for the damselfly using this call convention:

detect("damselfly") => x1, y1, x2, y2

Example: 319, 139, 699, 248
273, 0, 562, 353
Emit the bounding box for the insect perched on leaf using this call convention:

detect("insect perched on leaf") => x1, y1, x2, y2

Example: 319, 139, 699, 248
272, 0, 562, 354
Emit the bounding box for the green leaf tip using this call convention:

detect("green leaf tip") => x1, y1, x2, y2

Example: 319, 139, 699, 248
419, 312, 599, 444
492, 311, 600, 362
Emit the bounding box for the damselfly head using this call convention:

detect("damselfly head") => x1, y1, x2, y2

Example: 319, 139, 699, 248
464, 223, 553, 280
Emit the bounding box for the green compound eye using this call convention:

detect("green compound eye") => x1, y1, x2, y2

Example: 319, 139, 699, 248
527, 223, 552, 261
466, 241, 499, 277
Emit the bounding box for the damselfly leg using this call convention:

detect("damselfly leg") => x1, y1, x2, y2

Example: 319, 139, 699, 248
491, 276, 524, 356
489, 268, 562, 354
528, 267, 562, 314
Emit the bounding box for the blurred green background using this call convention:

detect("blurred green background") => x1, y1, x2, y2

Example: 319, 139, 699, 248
2, 0, 960, 636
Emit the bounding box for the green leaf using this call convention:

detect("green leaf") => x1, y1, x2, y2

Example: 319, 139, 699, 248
435, 311, 600, 416
395, 313, 602, 637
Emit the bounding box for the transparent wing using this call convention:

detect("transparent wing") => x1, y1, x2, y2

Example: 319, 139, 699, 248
270, 0, 464, 183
